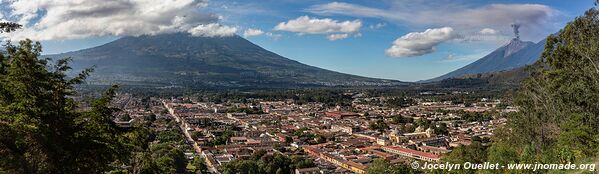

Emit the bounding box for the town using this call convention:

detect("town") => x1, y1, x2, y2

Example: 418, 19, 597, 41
109, 89, 515, 174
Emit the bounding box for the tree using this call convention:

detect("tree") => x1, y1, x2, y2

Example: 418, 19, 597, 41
284, 136, 293, 143
391, 115, 413, 124
0, 40, 130, 173
398, 124, 416, 133
207, 129, 234, 146
441, 142, 487, 174
367, 159, 420, 174
433, 123, 449, 136
290, 155, 315, 169
250, 150, 267, 161
157, 129, 185, 143
314, 134, 327, 144
223, 158, 261, 174
191, 131, 204, 140
486, 143, 519, 170
414, 118, 431, 128
369, 119, 388, 133
191, 157, 208, 173
140, 142, 188, 174
0, 22, 21, 33
557, 113, 595, 159
489, 6, 599, 170
259, 153, 292, 174
223, 153, 307, 174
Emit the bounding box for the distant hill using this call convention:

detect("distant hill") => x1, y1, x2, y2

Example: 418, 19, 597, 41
460, 66, 530, 85
426, 38, 546, 82
48, 33, 404, 89
419, 66, 530, 90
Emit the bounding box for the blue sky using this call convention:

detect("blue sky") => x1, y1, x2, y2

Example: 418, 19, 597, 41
0, 0, 595, 81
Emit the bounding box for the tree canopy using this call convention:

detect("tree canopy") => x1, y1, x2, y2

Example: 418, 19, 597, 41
0, 22, 21, 33
440, 6, 599, 174
222, 151, 315, 174
367, 159, 420, 174
0, 38, 131, 173
497, 7, 599, 159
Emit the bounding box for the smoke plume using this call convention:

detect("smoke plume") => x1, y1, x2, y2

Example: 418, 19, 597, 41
511, 23, 521, 40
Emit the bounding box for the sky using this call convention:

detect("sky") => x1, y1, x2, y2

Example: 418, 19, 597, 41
0, 0, 595, 82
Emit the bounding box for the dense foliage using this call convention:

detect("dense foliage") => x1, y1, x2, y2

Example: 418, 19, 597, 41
0, 22, 21, 33
0, 27, 199, 173
122, 115, 206, 174
222, 151, 315, 174
225, 107, 264, 114
369, 119, 389, 133
205, 129, 234, 146
367, 159, 421, 174
441, 6, 599, 174
491, 7, 599, 166
432, 141, 488, 174
0, 40, 133, 173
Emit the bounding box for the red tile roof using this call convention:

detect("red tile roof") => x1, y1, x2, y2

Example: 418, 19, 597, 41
385, 146, 440, 159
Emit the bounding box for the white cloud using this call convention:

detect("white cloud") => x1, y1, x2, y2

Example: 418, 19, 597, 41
241, 28, 281, 40
308, 2, 557, 41
385, 27, 457, 58
479, 28, 498, 35
446, 54, 456, 60
188, 23, 237, 37
0, 0, 238, 40
308, 2, 396, 21
327, 33, 348, 41
442, 53, 477, 62
265, 32, 282, 40
369, 23, 386, 29
243, 28, 264, 37
439, 51, 490, 63
274, 16, 361, 34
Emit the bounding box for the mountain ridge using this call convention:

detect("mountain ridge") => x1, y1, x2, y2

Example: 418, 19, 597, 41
48, 33, 405, 89
425, 38, 546, 82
